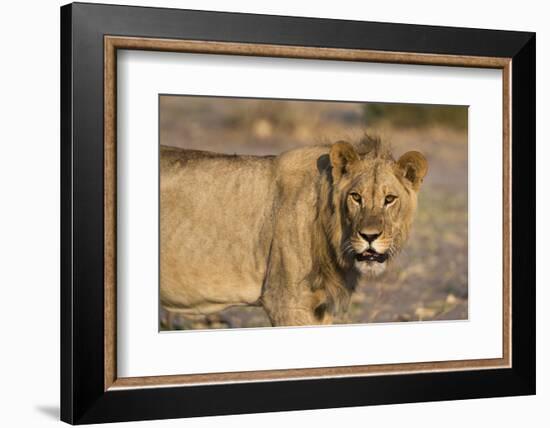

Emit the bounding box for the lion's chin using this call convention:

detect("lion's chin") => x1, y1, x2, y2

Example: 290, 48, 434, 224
354, 259, 387, 277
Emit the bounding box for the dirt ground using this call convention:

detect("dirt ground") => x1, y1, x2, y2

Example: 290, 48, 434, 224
159, 96, 468, 330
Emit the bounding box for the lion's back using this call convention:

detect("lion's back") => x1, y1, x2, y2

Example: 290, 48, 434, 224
160, 146, 278, 314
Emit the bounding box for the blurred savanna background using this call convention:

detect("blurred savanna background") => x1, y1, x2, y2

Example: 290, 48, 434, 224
159, 95, 468, 330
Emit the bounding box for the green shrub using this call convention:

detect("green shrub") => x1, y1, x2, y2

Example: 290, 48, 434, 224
363, 103, 467, 130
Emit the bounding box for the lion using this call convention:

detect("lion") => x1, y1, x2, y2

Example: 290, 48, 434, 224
160, 135, 428, 327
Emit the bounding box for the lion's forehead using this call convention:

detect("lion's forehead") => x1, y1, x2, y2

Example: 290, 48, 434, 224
349, 161, 403, 195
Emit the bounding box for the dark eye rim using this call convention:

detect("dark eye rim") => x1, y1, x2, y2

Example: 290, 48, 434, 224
349, 192, 362, 203
385, 194, 398, 205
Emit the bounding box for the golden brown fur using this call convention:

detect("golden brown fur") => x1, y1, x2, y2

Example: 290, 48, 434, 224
160, 136, 427, 327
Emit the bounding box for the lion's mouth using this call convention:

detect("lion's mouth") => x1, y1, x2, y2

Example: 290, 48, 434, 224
355, 249, 388, 263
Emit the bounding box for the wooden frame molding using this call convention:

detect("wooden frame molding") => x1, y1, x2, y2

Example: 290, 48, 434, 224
104, 35, 512, 391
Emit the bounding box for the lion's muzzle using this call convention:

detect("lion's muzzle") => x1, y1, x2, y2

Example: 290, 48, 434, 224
355, 248, 388, 263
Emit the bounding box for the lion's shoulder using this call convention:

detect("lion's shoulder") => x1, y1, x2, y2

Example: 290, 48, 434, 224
275, 145, 331, 179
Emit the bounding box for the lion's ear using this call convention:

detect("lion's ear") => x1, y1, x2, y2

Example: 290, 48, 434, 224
329, 141, 359, 180
397, 151, 428, 190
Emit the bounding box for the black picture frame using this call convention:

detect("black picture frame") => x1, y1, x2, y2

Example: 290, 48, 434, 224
61, 2, 535, 424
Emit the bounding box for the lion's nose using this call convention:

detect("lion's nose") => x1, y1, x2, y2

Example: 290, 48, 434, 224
359, 231, 381, 243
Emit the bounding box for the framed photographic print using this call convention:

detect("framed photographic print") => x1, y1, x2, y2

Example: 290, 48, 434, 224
60, 2, 535, 424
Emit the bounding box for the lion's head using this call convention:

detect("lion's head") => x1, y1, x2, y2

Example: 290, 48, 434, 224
326, 136, 428, 277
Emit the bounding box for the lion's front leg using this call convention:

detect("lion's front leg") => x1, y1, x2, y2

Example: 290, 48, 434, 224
261, 287, 333, 327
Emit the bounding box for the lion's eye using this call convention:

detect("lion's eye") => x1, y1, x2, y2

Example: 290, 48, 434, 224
349, 192, 362, 204
385, 195, 397, 205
